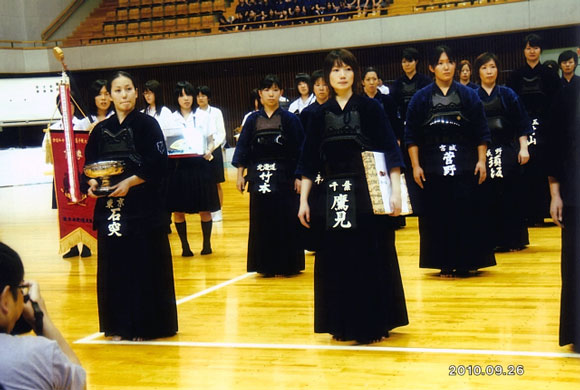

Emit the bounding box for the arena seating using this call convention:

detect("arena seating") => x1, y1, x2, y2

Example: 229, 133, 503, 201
61, 0, 524, 47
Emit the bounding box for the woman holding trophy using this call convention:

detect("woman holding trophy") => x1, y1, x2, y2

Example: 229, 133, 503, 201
84, 71, 178, 341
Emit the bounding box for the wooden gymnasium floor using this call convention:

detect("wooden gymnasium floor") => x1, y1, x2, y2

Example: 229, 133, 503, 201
1, 163, 579, 389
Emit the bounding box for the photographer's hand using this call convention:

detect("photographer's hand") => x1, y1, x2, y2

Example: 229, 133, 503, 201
21, 281, 83, 367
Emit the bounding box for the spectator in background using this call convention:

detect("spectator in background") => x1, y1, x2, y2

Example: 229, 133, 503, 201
195, 86, 227, 222
141, 79, 174, 133
288, 73, 316, 114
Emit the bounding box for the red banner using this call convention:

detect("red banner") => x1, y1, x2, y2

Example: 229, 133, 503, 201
50, 130, 97, 254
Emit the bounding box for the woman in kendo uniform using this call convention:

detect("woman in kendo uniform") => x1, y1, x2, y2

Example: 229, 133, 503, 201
84, 71, 177, 341
507, 33, 561, 226
232, 74, 305, 277
297, 49, 408, 344
475, 52, 533, 252
405, 45, 495, 277
391, 47, 432, 214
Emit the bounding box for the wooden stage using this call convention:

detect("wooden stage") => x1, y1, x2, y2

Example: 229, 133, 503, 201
0, 167, 578, 389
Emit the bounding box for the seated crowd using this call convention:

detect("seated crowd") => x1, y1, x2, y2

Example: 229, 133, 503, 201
219, 0, 393, 30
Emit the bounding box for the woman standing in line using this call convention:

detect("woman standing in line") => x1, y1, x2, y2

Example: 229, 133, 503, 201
141, 79, 174, 132
232, 74, 305, 277
297, 49, 408, 343
195, 85, 227, 222
391, 47, 432, 215
167, 81, 219, 257
404, 45, 495, 277
84, 71, 177, 341
81, 79, 114, 130
475, 52, 532, 252
458, 60, 478, 89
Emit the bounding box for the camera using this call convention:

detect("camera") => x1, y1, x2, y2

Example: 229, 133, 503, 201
10, 295, 44, 336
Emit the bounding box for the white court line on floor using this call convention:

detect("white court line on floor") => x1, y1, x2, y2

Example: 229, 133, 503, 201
74, 270, 579, 360
74, 339, 580, 359
75, 272, 256, 344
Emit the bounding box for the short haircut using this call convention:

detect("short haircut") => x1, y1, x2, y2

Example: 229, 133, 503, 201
474, 52, 499, 83
0, 242, 24, 300
402, 47, 420, 62
524, 33, 543, 50
311, 69, 325, 83
558, 50, 578, 65
294, 73, 311, 90
362, 66, 381, 81
196, 85, 212, 99
323, 48, 362, 97
259, 74, 283, 90
429, 45, 456, 68
174, 81, 196, 101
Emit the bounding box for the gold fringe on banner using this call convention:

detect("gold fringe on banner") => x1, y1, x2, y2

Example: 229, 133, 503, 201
58, 227, 97, 255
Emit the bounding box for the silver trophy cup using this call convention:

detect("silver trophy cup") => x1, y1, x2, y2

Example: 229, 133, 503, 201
84, 160, 125, 196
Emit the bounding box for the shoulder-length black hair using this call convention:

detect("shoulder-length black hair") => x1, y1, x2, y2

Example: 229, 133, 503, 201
323, 49, 362, 97
474, 52, 499, 83
143, 79, 166, 116
174, 81, 196, 101
88, 79, 108, 115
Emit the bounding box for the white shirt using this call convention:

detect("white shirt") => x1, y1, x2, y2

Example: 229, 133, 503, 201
141, 106, 174, 132
288, 93, 316, 114
75, 111, 115, 130
195, 105, 225, 148
171, 109, 216, 155
378, 85, 390, 95
0, 333, 86, 390
49, 116, 89, 131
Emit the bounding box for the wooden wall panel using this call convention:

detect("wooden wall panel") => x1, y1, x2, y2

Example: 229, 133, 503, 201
68, 25, 579, 146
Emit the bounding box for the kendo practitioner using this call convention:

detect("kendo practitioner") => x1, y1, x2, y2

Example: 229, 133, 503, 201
507, 33, 561, 226
299, 69, 330, 252
405, 45, 495, 277
548, 78, 580, 353
84, 71, 178, 341
475, 52, 533, 252
558, 50, 580, 89
391, 47, 432, 214
298, 49, 408, 344
233, 74, 305, 277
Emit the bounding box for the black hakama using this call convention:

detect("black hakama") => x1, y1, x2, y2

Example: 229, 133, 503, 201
97, 227, 177, 339
232, 108, 305, 275
419, 174, 495, 270
507, 63, 561, 224
547, 83, 580, 350
478, 85, 532, 251
405, 82, 496, 272
85, 110, 178, 340
298, 95, 408, 341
